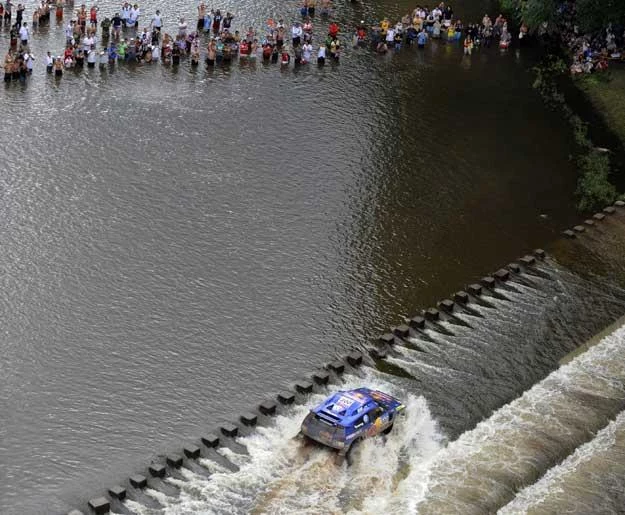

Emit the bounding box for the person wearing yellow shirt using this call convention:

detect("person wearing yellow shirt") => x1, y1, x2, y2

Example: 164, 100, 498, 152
380, 18, 389, 37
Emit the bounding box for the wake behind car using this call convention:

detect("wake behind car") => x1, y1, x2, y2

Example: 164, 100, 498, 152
300, 387, 405, 461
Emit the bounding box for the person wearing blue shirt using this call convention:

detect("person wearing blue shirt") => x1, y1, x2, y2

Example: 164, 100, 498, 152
417, 29, 428, 48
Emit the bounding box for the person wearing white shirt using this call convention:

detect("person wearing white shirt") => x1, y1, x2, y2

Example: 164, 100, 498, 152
291, 22, 302, 46
24, 52, 34, 73
121, 3, 130, 26
178, 17, 187, 37
302, 41, 312, 63
317, 44, 325, 65
129, 4, 140, 28
87, 45, 97, 67
82, 34, 94, 52
151, 9, 162, 31
19, 22, 28, 46
65, 21, 74, 45
45, 51, 53, 72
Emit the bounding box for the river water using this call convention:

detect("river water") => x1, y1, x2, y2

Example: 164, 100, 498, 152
0, 0, 618, 513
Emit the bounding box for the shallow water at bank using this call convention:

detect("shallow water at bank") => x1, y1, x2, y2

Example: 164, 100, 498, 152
0, 1, 598, 513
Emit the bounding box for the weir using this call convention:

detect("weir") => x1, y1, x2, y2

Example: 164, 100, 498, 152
71, 202, 625, 515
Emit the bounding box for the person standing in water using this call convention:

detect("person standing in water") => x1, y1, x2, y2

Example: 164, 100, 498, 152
18, 21, 28, 47
302, 40, 312, 63
54, 55, 63, 76
197, 2, 205, 31
45, 50, 53, 72
317, 43, 325, 65
417, 28, 428, 48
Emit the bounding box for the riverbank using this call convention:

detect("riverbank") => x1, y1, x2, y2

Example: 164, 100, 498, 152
575, 66, 625, 151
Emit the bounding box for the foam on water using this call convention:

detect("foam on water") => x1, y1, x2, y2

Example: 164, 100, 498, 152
411, 322, 625, 514
499, 409, 625, 514
123, 368, 443, 514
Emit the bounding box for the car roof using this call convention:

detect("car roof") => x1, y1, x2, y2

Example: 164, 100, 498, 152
311, 387, 400, 426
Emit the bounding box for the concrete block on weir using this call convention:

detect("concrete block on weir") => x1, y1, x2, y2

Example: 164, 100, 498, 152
494, 269, 510, 282
507, 263, 521, 274
480, 276, 496, 289
573, 225, 585, 233
327, 361, 345, 374
166, 455, 184, 468
88, 497, 110, 515
240, 413, 258, 426
108, 485, 126, 500
149, 464, 166, 478
409, 315, 425, 329
312, 371, 330, 385
220, 424, 239, 437
393, 325, 411, 338
277, 391, 295, 404
615, 200, 625, 207
603, 206, 616, 214
519, 255, 536, 266
201, 434, 220, 448
369, 347, 388, 360
346, 351, 363, 367
295, 381, 314, 394
563, 229, 576, 238
424, 308, 440, 321
593, 213, 606, 221
438, 299, 454, 313
379, 333, 396, 345
183, 445, 201, 459
584, 219, 595, 226
129, 475, 147, 489
259, 401, 277, 416
534, 249, 546, 259
454, 291, 469, 304
467, 284, 483, 296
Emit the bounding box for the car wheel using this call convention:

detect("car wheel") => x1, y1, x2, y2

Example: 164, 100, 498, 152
345, 437, 364, 466
382, 423, 394, 435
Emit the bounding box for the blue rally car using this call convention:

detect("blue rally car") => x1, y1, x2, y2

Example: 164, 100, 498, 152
300, 388, 405, 460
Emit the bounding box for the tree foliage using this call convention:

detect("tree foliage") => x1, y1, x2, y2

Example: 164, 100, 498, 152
576, 151, 617, 211
500, 0, 560, 29
576, 0, 625, 33
500, 0, 625, 33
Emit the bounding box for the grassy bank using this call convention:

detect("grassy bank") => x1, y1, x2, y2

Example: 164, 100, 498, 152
575, 67, 625, 150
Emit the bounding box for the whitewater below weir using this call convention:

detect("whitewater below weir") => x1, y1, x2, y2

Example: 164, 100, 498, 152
113, 322, 625, 515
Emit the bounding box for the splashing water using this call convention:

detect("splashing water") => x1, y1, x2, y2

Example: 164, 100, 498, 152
124, 369, 443, 515
411, 322, 625, 515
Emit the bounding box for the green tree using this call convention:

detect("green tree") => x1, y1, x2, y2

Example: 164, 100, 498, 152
575, 0, 625, 33
500, 0, 559, 28
501, 0, 625, 33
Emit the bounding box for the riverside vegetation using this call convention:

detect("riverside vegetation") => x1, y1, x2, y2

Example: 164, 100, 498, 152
502, 0, 625, 211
